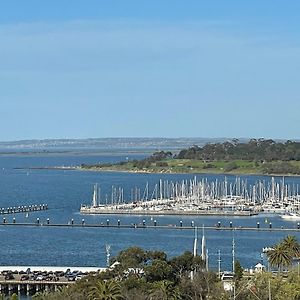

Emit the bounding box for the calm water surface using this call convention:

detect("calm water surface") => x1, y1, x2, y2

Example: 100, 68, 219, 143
0, 152, 299, 280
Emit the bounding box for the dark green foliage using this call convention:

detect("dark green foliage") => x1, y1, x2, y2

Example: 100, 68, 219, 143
234, 260, 243, 281
261, 161, 300, 175
88, 280, 123, 300
147, 250, 167, 261
179, 272, 228, 300
156, 161, 168, 167
28, 241, 300, 300
176, 139, 300, 162
267, 235, 300, 272
202, 163, 215, 169
224, 161, 238, 172
131, 160, 151, 169
30, 248, 220, 300
148, 151, 173, 162
170, 251, 204, 281
114, 246, 147, 269
144, 260, 173, 282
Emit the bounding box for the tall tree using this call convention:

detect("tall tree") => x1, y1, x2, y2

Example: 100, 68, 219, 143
267, 243, 293, 272
149, 280, 182, 300
282, 235, 300, 258
88, 280, 123, 300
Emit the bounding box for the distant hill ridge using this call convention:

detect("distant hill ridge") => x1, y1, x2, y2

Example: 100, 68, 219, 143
0, 137, 252, 150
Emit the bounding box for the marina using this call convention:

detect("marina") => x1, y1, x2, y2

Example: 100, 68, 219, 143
1, 153, 300, 274
80, 177, 300, 216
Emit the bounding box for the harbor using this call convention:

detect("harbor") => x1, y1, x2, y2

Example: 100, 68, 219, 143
2, 154, 300, 276
80, 177, 300, 216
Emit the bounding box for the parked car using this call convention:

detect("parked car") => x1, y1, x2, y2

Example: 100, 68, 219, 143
36, 275, 44, 281
67, 275, 76, 281
5, 274, 14, 280
21, 275, 29, 281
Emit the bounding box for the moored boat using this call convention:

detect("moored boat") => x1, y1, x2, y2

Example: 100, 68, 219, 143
281, 212, 300, 220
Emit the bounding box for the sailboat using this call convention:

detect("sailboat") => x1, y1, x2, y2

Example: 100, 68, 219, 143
281, 212, 300, 220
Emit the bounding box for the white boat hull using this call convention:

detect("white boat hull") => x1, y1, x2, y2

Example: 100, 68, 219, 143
281, 213, 300, 220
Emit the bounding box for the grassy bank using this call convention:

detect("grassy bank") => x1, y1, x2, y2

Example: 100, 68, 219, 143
80, 159, 300, 176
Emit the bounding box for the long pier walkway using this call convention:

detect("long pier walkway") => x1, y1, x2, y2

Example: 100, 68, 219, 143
0, 219, 300, 232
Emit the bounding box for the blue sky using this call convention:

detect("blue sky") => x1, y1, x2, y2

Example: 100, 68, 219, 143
1, 1, 300, 141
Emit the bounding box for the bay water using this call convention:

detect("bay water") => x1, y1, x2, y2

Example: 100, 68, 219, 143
0, 151, 299, 279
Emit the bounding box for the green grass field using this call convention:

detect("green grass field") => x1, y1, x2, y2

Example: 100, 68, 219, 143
81, 159, 300, 176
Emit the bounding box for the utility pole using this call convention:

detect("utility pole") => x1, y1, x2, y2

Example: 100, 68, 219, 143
191, 226, 198, 281
232, 234, 235, 273
232, 232, 236, 300
218, 250, 221, 278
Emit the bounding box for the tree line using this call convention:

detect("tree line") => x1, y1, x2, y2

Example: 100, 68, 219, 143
32, 247, 226, 300
30, 236, 300, 300
177, 139, 300, 162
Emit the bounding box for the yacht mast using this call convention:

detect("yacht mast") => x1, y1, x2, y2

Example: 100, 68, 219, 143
92, 184, 98, 207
